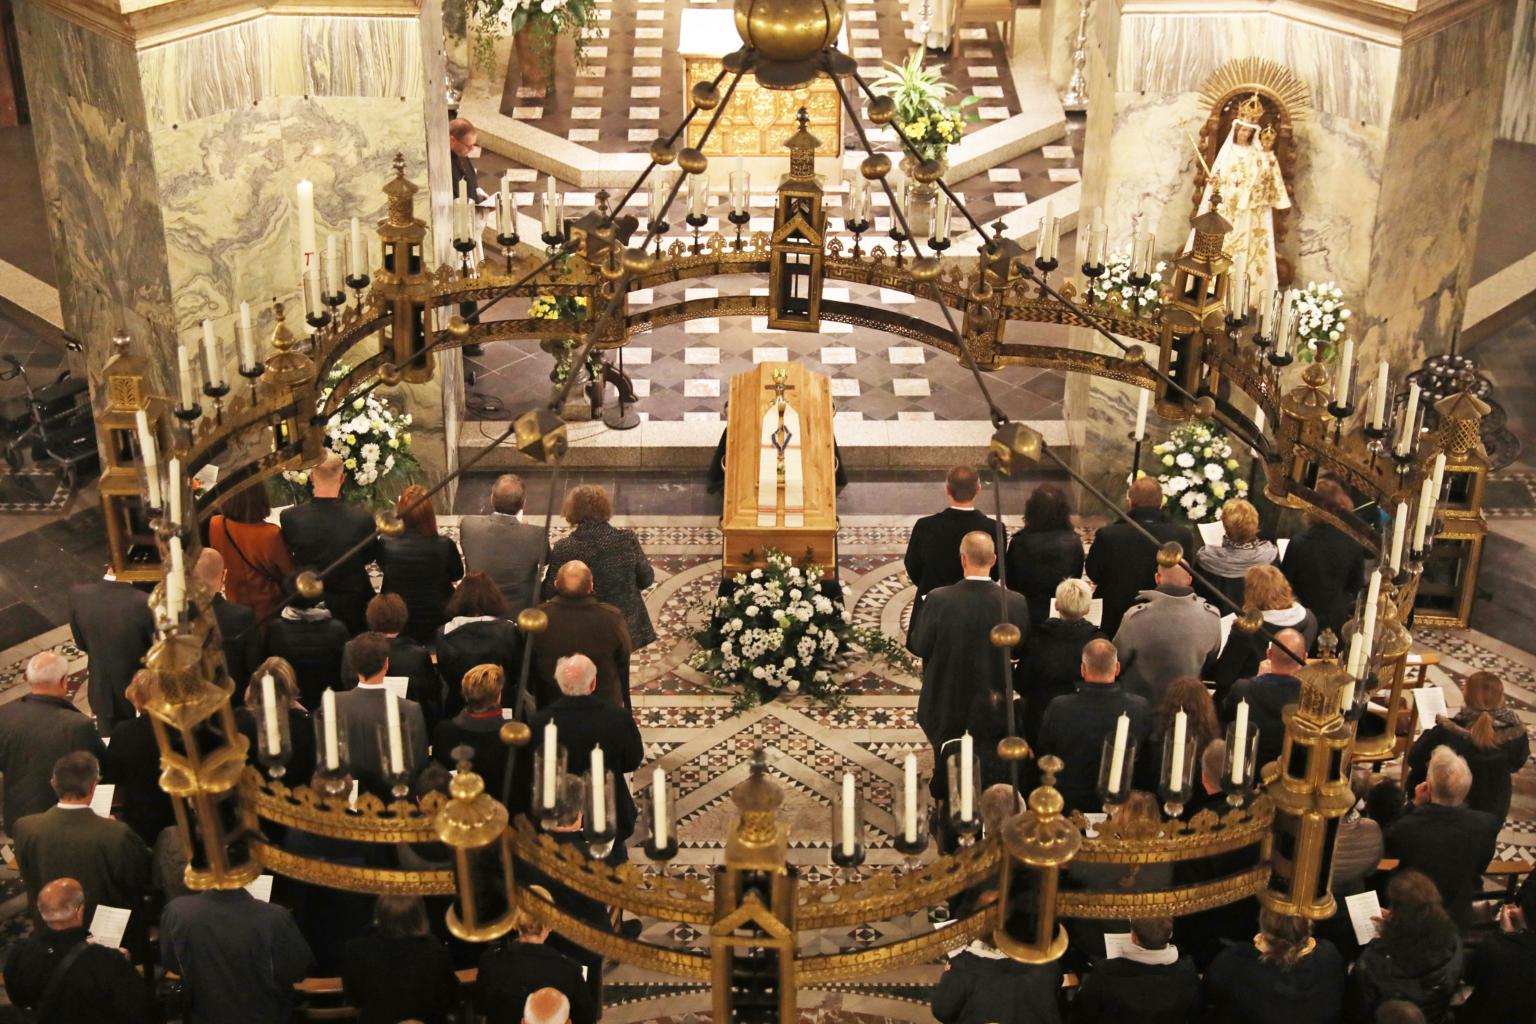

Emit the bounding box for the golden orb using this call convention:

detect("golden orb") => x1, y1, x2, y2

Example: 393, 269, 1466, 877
997, 735, 1031, 763
691, 81, 722, 110
517, 607, 549, 634
374, 509, 406, 538
860, 153, 891, 180
621, 246, 655, 274
295, 570, 324, 601
990, 622, 1022, 648
912, 159, 945, 184
649, 138, 677, 165
500, 720, 532, 748
447, 315, 472, 338
969, 279, 995, 303
377, 362, 403, 386
910, 256, 942, 282
734, 0, 843, 63
866, 95, 896, 124
1234, 607, 1264, 634
1123, 347, 1146, 366
1194, 394, 1217, 419
678, 147, 709, 175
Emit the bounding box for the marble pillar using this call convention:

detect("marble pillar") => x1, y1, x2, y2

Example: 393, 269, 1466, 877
15, 0, 458, 482
1066, 0, 1514, 510
1500, 0, 1536, 143
1038, 0, 1083, 92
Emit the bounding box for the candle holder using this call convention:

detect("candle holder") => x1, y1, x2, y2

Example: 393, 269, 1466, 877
312, 766, 354, 804
945, 747, 982, 839
583, 769, 619, 858
1266, 345, 1294, 368
201, 381, 230, 426
323, 288, 346, 315
304, 307, 332, 332
374, 717, 419, 802
1081, 261, 1105, 303
1157, 728, 1197, 818
684, 212, 708, 255
1127, 431, 1145, 484
1095, 732, 1138, 808
252, 694, 291, 781
927, 235, 952, 254
1327, 400, 1354, 446
238, 363, 264, 386
345, 272, 371, 297
846, 216, 870, 257
533, 743, 569, 828
1033, 256, 1058, 277
643, 774, 679, 863
727, 210, 751, 252
1220, 720, 1259, 807
453, 237, 477, 280
650, 216, 670, 258
893, 786, 930, 861
1127, 271, 1151, 317
830, 783, 865, 869
173, 402, 202, 427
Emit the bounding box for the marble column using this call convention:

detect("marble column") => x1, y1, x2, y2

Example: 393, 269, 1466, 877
1066, 0, 1514, 510
1499, 0, 1536, 143
15, 0, 458, 481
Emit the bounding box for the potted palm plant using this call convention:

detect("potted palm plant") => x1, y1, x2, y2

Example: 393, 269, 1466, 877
872, 53, 979, 195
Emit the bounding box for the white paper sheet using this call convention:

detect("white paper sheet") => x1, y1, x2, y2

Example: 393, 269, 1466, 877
383, 676, 409, 701
1415, 686, 1448, 730
245, 874, 275, 902
1345, 890, 1382, 945
90, 784, 115, 817
1219, 614, 1234, 654
1102, 932, 1134, 959
1198, 522, 1226, 547
88, 905, 131, 950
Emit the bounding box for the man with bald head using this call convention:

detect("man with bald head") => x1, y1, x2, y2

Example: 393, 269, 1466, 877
1085, 477, 1195, 639
4, 877, 154, 1022
0, 652, 105, 831
909, 531, 1030, 751
1037, 638, 1153, 813
534, 561, 634, 708
1221, 627, 1308, 774
279, 450, 378, 634
459, 473, 549, 618
194, 547, 259, 688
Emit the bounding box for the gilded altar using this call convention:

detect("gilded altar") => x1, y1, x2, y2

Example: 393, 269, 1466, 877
679, 9, 843, 157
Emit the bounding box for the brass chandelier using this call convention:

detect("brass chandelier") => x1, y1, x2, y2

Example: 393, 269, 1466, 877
85, 0, 1495, 1016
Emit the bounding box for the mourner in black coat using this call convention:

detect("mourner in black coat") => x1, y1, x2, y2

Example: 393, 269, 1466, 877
263, 590, 351, 709
1083, 478, 1193, 640
278, 454, 379, 635
1004, 483, 1084, 626
1036, 639, 1152, 814
67, 575, 154, 732
903, 466, 998, 637
1277, 479, 1366, 635
1016, 580, 1102, 746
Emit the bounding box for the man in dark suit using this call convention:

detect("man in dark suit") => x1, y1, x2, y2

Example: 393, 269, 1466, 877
3, 878, 155, 1022
450, 118, 487, 333
529, 655, 644, 859
903, 466, 997, 640
459, 474, 549, 619
1037, 639, 1152, 814
535, 561, 633, 709
1386, 744, 1502, 928
335, 632, 429, 799
161, 886, 314, 1024
1220, 629, 1306, 776
279, 452, 377, 635
1085, 477, 1194, 639
0, 653, 106, 831
12, 753, 152, 920
67, 570, 154, 732
339, 594, 440, 720
194, 548, 259, 691
909, 531, 1028, 750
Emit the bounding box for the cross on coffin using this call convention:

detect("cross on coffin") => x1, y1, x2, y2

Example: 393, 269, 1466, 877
765, 368, 797, 466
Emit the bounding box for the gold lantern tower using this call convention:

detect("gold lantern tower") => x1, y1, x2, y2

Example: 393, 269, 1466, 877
374, 154, 437, 384
95, 336, 170, 582
1413, 390, 1490, 628
767, 109, 827, 332
1155, 198, 1232, 419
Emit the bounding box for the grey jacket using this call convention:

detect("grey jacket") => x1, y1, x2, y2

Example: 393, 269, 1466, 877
1113, 586, 1220, 705
458, 514, 548, 618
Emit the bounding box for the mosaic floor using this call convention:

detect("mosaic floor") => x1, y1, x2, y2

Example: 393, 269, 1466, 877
3, 516, 1534, 1021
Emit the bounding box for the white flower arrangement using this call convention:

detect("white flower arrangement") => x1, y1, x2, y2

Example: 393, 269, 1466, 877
690, 550, 911, 711
1096, 251, 1167, 313
1149, 419, 1248, 524
281, 363, 422, 509
1291, 281, 1352, 364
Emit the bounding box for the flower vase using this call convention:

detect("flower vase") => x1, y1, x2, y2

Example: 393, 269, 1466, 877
898, 154, 946, 240
516, 26, 556, 94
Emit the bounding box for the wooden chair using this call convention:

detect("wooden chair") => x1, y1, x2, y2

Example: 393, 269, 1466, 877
954, 0, 1018, 52
293, 977, 358, 1021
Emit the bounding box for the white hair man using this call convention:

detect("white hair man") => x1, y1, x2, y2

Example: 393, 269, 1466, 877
530, 652, 643, 860
524, 987, 572, 1024
1387, 743, 1501, 927
908, 530, 1030, 757
0, 652, 105, 831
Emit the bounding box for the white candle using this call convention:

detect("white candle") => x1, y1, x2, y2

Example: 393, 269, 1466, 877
840, 771, 856, 856
168, 533, 185, 588
590, 745, 607, 833
1345, 633, 1362, 677
934, 192, 951, 244
1232, 700, 1250, 783
201, 319, 224, 389
1107, 712, 1130, 793
1361, 570, 1381, 659
326, 234, 341, 296
541, 721, 558, 809
652, 766, 668, 847
349, 218, 365, 279
134, 409, 162, 508
261, 673, 282, 757
1412, 476, 1434, 552
1389, 501, 1408, 572
454, 178, 468, 242
176, 344, 196, 409
1254, 289, 1271, 336
1254, 405, 1266, 434
499, 174, 515, 237
1038, 201, 1055, 261
238, 302, 255, 371
959, 732, 974, 821
1396, 382, 1421, 457
689, 174, 708, 219
1088, 206, 1106, 265
384, 692, 404, 776
322, 688, 340, 771
1334, 338, 1354, 406
296, 179, 316, 276
164, 546, 184, 618
1133, 387, 1149, 441
903, 753, 918, 844
1276, 288, 1293, 345
167, 457, 183, 525
1430, 452, 1447, 501
1169, 710, 1188, 790
1370, 361, 1390, 431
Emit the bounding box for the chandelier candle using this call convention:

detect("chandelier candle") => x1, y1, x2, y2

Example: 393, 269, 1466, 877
1107, 713, 1130, 793
1231, 700, 1249, 783
326, 234, 342, 296
1087, 207, 1106, 266
238, 302, 255, 371
1413, 477, 1435, 552
321, 689, 340, 772
1038, 202, 1056, 262
1133, 387, 1149, 441
591, 745, 607, 834
1168, 710, 1187, 790
384, 693, 404, 776
135, 409, 161, 508
1340, 639, 1358, 709
261, 674, 282, 758
167, 457, 182, 526
959, 732, 975, 821
840, 772, 856, 856
202, 320, 224, 390
1396, 382, 1421, 457
542, 721, 558, 810
166, 535, 186, 616
296, 179, 316, 275
1430, 452, 1447, 500
903, 753, 918, 844
176, 344, 196, 410
1369, 361, 1390, 431
689, 174, 708, 219
1361, 570, 1382, 658
1389, 501, 1408, 573
1253, 289, 1270, 337
652, 767, 668, 847
1334, 338, 1354, 405
349, 218, 365, 279
499, 175, 516, 237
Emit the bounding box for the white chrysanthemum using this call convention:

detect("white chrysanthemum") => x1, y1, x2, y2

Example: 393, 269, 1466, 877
1203, 463, 1223, 482
1176, 452, 1195, 468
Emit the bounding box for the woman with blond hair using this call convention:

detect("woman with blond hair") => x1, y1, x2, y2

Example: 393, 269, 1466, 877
1405, 671, 1529, 820
1211, 564, 1318, 692
1193, 497, 1278, 610
542, 484, 656, 648
1017, 577, 1103, 746
232, 657, 318, 786
431, 663, 511, 789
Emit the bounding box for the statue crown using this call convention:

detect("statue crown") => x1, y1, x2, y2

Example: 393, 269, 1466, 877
1236, 93, 1266, 124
